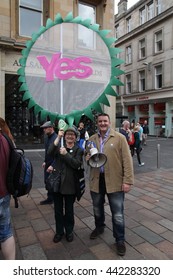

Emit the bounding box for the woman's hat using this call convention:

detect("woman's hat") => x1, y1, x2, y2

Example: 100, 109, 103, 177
64, 126, 78, 137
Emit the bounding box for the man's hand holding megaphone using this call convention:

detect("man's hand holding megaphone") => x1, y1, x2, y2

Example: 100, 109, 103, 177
85, 141, 107, 168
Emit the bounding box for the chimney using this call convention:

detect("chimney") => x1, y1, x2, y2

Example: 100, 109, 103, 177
117, 0, 128, 15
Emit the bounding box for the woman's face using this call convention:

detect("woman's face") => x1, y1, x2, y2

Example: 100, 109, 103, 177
79, 122, 84, 129
65, 131, 76, 145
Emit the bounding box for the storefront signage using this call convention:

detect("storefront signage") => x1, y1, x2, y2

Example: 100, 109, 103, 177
136, 96, 149, 101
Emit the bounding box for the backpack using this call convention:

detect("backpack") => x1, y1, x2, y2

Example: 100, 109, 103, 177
3, 133, 33, 208
128, 132, 135, 146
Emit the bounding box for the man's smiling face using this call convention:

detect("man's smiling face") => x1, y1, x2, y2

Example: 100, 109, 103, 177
97, 114, 110, 134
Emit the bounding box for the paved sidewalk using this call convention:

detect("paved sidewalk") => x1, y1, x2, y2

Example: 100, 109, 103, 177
1, 137, 173, 260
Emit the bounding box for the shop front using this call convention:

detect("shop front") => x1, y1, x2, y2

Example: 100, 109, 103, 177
5, 74, 44, 145
120, 96, 172, 137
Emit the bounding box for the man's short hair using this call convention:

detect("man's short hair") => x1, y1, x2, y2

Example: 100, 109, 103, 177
97, 113, 110, 121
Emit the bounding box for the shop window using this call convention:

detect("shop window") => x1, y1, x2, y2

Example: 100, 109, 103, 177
5, 74, 43, 144
139, 104, 149, 112
154, 103, 165, 111
139, 117, 149, 124
128, 106, 134, 112
154, 117, 165, 125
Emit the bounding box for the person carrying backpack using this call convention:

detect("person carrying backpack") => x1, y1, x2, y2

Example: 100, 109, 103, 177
0, 117, 16, 260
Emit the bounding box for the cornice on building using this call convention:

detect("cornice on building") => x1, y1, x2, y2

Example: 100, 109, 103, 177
0, 36, 15, 46
0, 36, 27, 50
115, 0, 145, 20
115, 6, 173, 46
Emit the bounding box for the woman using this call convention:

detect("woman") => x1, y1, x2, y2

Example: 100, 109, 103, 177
77, 121, 89, 150
47, 127, 83, 243
0, 117, 16, 259
133, 125, 145, 167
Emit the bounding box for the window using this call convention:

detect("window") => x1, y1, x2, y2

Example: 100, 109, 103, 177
155, 30, 163, 53
140, 7, 146, 25
126, 74, 132, 94
155, 65, 162, 89
126, 17, 131, 33
115, 24, 119, 39
147, 1, 154, 20
139, 70, 146, 91
19, 0, 43, 37
126, 45, 132, 64
78, 2, 96, 49
156, 0, 162, 15
139, 38, 146, 59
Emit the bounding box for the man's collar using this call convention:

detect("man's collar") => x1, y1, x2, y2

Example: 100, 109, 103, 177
98, 127, 110, 138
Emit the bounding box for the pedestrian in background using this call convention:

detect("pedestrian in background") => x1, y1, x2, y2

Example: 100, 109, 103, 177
136, 122, 143, 143
77, 121, 89, 150
119, 120, 132, 143
0, 117, 16, 259
40, 121, 57, 205
133, 125, 145, 167
48, 127, 83, 243
86, 113, 134, 256
142, 120, 149, 145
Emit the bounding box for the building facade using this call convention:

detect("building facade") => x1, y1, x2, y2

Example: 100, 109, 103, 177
0, 0, 115, 144
115, 0, 173, 137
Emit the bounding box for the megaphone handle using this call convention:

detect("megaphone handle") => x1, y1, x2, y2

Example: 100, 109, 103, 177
61, 137, 64, 147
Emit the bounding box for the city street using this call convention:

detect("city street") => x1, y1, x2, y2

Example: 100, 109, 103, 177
28, 137, 173, 187
133, 137, 173, 172
1, 137, 173, 260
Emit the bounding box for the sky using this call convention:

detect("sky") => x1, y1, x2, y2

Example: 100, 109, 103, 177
114, 0, 139, 14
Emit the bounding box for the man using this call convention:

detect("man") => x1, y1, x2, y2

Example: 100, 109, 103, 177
0, 118, 15, 259
40, 121, 57, 205
86, 113, 134, 256
119, 120, 132, 142
142, 120, 149, 145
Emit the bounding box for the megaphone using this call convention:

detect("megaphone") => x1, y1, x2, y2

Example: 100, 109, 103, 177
89, 147, 107, 168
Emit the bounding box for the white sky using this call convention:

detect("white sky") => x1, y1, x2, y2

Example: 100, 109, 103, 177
114, 0, 139, 14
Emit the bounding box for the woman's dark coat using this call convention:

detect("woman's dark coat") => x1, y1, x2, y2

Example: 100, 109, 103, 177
47, 142, 83, 195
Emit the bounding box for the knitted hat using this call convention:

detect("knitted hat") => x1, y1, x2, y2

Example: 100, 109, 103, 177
64, 126, 78, 137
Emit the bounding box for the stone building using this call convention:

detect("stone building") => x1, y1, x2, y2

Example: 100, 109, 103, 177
0, 0, 115, 144
115, 0, 173, 137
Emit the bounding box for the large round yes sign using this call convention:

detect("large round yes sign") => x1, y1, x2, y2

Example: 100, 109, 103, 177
18, 13, 124, 125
